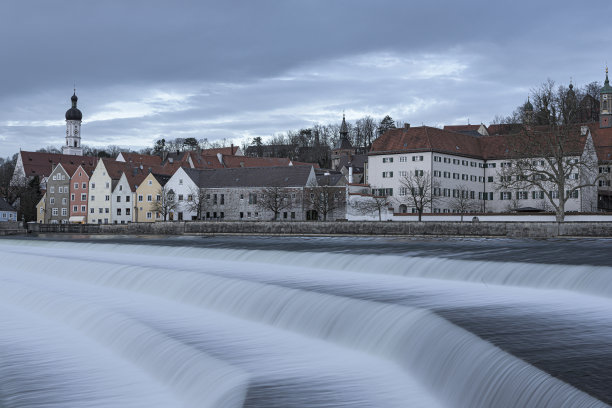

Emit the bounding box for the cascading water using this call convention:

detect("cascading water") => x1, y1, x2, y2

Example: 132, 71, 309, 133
0, 237, 610, 408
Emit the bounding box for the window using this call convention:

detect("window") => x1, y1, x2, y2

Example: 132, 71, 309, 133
291, 212, 296, 219
240, 194, 244, 200
500, 192, 512, 200
443, 171, 450, 178
138, 195, 143, 202
453, 173, 459, 179
105, 182, 110, 189
471, 162, 477, 167
90, 208, 94, 214
382, 157, 394, 163
240, 212, 244, 219
434, 156, 441, 162
487, 176, 494, 182
412, 155, 424, 162
126, 196, 130, 202
443, 157, 451, 163
105, 208, 109, 213
399, 156, 407, 163
82, 182, 87, 189
433, 187, 441, 196
146, 212, 152, 219
147, 195, 152, 202
52, 208, 58, 216
126, 208, 131, 216
443, 188, 450, 197
470, 175, 477, 181
62, 198, 67, 205
453, 159, 459, 165
117, 209, 122, 215
73, 205, 77, 212
532, 191, 545, 199
156, 195, 161, 202
213, 194, 218, 204
74, 182, 79, 189
148, 180, 152, 185
399, 170, 408, 177
433, 170, 441, 177
517, 191, 528, 200
220, 194, 225, 205
99, 208, 103, 213
91, 183, 95, 189
179, 179, 183, 185
50, 197, 55, 204
550, 190, 559, 199
479, 176, 484, 182
382, 171, 393, 178
566, 190, 579, 199
249, 193, 257, 204
81, 193, 87, 201
568, 173, 579, 180
462, 174, 468, 180
61, 208, 67, 216
70, 194, 75, 201
399, 187, 408, 196
178, 194, 184, 201
462, 160, 468, 166
414, 170, 423, 176
81, 205, 86, 212
105, 195, 110, 201
50, 186, 55, 193
187, 194, 193, 201
119, 185, 123, 191
117, 196, 121, 202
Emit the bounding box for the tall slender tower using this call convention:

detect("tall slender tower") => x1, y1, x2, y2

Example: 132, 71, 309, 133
600, 68, 612, 128
63, 91, 83, 155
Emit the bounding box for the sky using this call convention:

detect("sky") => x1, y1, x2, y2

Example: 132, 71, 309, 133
1, 0, 611, 158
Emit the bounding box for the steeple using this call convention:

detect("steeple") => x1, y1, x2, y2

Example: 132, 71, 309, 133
63, 91, 84, 156
340, 113, 349, 140
600, 67, 612, 128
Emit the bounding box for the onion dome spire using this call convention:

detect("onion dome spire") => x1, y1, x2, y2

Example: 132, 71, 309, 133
65, 90, 83, 121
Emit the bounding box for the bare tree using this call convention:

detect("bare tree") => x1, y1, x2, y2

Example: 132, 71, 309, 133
151, 186, 178, 221
447, 184, 480, 221
497, 83, 601, 222
185, 186, 208, 220
351, 191, 391, 221
397, 171, 438, 221
304, 185, 346, 221
256, 186, 293, 220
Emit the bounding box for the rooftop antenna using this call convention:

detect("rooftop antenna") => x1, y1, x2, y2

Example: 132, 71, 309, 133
468, 118, 470, 125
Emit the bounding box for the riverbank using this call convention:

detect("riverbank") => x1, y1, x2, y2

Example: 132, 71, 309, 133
26, 220, 612, 238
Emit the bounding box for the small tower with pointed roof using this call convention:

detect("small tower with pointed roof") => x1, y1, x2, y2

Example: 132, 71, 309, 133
523, 96, 534, 125
600, 68, 612, 128
331, 114, 355, 170
63, 91, 84, 156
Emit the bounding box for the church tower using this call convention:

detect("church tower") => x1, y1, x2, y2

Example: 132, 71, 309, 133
600, 68, 612, 128
63, 91, 84, 155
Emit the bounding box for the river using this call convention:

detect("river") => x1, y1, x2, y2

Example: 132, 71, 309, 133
0, 235, 610, 407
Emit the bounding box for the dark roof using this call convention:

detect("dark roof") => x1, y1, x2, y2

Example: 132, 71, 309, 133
337, 154, 367, 172
153, 173, 172, 187
0, 197, 15, 212
186, 166, 314, 189
65, 92, 83, 121
316, 172, 346, 186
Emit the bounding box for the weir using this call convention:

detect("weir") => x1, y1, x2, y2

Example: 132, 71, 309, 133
0, 238, 610, 407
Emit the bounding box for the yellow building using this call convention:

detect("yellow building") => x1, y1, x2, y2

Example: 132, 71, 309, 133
134, 173, 171, 222
36, 194, 46, 223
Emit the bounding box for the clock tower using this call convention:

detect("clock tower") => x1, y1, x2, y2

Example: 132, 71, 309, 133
63, 91, 84, 156
600, 68, 612, 129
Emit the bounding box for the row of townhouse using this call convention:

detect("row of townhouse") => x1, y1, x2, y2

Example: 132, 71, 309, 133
367, 124, 598, 214
37, 156, 341, 223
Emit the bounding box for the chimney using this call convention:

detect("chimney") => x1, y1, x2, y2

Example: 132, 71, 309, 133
348, 165, 354, 184
231, 143, 234, 155
217, 152, 224, 165
404, 123, 410, 129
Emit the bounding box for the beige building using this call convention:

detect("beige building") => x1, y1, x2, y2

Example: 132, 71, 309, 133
135, 173, 171, 222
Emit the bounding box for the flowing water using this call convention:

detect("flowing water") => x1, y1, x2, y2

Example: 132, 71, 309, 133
0, 235, 611, 408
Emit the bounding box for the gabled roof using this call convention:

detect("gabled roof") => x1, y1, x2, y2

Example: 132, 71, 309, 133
0, 197, 15, 212
370, 126, 483, 158
117, 152, 163, 166
200, 146, 241, 156
443, 125, 481, 132
188, 166, 314, 189
19, 151, 98, 179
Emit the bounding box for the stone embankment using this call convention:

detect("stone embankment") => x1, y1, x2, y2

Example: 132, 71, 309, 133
0, 221, 26, 236
26, 220, 612, 238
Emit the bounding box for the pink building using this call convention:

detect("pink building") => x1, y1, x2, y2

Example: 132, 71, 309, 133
69, 163, 97, 223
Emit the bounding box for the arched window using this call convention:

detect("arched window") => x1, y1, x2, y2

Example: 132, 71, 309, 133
399, 204, 408, 213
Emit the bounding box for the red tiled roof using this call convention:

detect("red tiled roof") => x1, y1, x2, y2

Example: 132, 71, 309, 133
118, 152, 162, 166
200, 146, 240, 156
370, 125, 589, 160
370, 126, 483, 158
443, 125, 481, 132
19, 151, 98, 179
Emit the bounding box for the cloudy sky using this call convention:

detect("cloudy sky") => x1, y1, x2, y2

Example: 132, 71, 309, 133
1, 0, 610, 158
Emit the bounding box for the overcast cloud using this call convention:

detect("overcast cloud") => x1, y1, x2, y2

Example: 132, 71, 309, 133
0, 0, 610, 157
